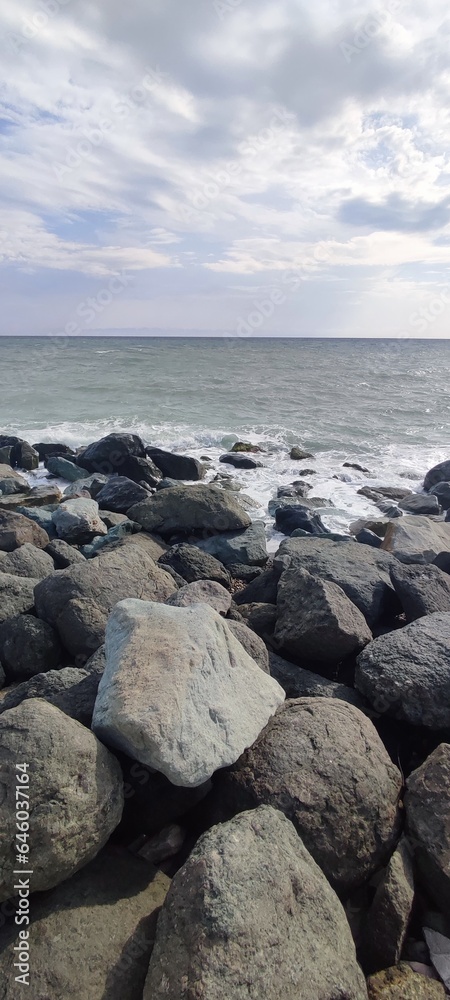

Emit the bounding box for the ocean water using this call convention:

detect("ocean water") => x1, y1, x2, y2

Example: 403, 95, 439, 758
1, 336, 449, 547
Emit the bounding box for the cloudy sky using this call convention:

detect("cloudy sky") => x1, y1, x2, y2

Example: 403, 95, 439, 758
1, 0, 450, 337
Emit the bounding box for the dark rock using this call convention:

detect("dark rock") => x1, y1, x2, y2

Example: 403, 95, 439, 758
0, 446, 12, 465
0, 698, 123, 900
144, 806, 367, 1000
146, 447, 205, 481
212, 698, 402, 894
360, 839, 414, 974
390, 562, 450, 620
81, 520, 141, 557
269, 651, 368, 708
219, 452, 263, 469
33, 442, 75, 460
155, 477, 179, 490
0, 614, 63, 680
0, 542, 55, 579
358, 485, 412, 502
356, 527, 383, 548
120, 756, 212, 836
277, 482, 310, 499
128, 485, 251, 539
195, 521, 268, 566
237, 602, 277, 639
46, 538, 86, 568
233, 564, 279, 606
274, 536, 397, 627
0, 509, 49, 550
16, 440, 39, 470
274, 566, 372, 668
290, 445, 314, 460
95, 476, 150, 514
0, 572, 38, 622
355, 612, 450, 729
434, 551, 450, 575
99, 510, 128, 527
399, 493, 440, 515
227, 620, 270, 672
0, 655, 104, 727
124, 455, 162, 487
34, 542, 176, 658
424, 458, 450, 491
158, 542, 230, 587
0, 847, 169, 1000
405, 743, 450, 913
230, 441, 262, 452
76, 432, 146, 475
275, 505, 330, 536
343, 461, 369, 472
46, 455, 90, 481
226, 563, 262, 582
430, 481, 450, 510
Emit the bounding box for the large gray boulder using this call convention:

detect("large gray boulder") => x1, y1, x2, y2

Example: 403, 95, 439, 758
0, 464, 29, 496
355, 612, 450, 729
0, 848, 170, 1000
63, 473, 109, 499
0, 572, 38, 622
0, 510, 49, 551
274, 536, 396, 626
92, 600, 285, 787
390, 562, 450, 620
213, 698, 402, 894
46, 455, 90, 481
274, 566, 372, 667
0, 614, 62, 680
46, 538, 86, 568
381, 516, 450, 564
399, 493, 440, 515
0, 542, 55, 579
405, 743, 450, 912
0, 648, 105, 726
52, 498, 108, 544
34, 542, 176, 658
195, 521, 268, 566
95, 476, 150, 513
165, 579, 232, 615
146, 447, 205, 481
424, 458, 450, 491
128, 485, 251, 539
144, 806, 368, 1000
159, 542, 230, 587
76, 432, 145, 473
0, 699, 123, 900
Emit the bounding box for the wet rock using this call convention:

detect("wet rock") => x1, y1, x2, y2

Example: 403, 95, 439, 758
344, 461, 369, 472
219, 452, 263, 469
213, 698, 402, 894
405, 743, 450, 913
52, 498, 108, 544
290, 445, 314, 460
33, 442, 75, 461
95, 476, 150, 514
230, 441, 262, 453
274, 566, 372, 668
0, 510, 49, 551
92, 600, 284, 787
146, 447, 205, 481
144, 806, 367, 1000
0, 698, 123, 900
158, 542, 230, 587
424, 458, 450, 491
390, 562, 450, 620
358, 485, 412, 502
166, 579, 232, 615
76, 432, 146, 475
0, 615, 63, 680
355, 612, 450, 729
275, 505, 329, 536
0, 542, 55, 579
129, 485, 251, 539
16, 440, 39, 470
381, 516, 450, 563
195, 521, 267, 567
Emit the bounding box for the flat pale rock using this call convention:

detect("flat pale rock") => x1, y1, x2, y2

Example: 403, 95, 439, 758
92, 600, 285, 787
381, 516, 450, 564
0, 699, 123, 900
144, 806, 368, 1000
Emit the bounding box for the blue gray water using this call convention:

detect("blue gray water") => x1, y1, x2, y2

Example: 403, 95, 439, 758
1, 336, 448, 543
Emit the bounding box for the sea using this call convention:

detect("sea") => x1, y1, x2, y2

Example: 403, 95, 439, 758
1, 336, 449, 550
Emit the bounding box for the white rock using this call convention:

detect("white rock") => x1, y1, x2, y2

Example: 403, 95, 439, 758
92, 599, 285, 787
52, 498, 108, 544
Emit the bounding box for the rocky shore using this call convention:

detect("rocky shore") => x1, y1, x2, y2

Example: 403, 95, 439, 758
0, 429, 450, 998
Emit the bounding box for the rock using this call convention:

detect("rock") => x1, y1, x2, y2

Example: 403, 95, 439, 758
274, 566, 372, 668
129, 485, 251, 539
146, 447, 205, 481
269, 651, 368, 708
195, 521, 268, 567
351, 517, 392, 537
274, 536, 397, 626
234, 564, 279, 605
33, 442, 75, 461
34, 542, 176, 658
382, 516, 450, 563
230, 441, 262, 453
159, 542, 230, 587
99, 509, 128, 526
367, 963, 445, 999
126, 454, 162, 487
80, 519, 141, 557
52, 497, 108, 544
355, 613, 450, 729
0, 510, 49, 551
0, 573, 38, 622
344, 461, 369, 472
76, 432, 146, 475
0, 485, 63, 511
0, 464, 30, 496
275, 505, 330, 536
219, 452, 263, 469
278, 482, 311, 498
405, 743, 450, 912
144, 806, 368, 1000
356, 527, 383, 548
360, 839, 415, 973
424, 458, 450, 491
0, 699, 123, 900
16, 440, 39, 470
95, 476, 150, 513
0, 656, 104, 726
0, 542, 55, 579
120, 756, 212, 836
290, 446, 314, 460
434, 551, 450, 574
166, 579, 232, 615
0, 847, 170, 1000
15, 504, 57, 536
0, 446, 12, 465
63, 473, 109, 499
227, 620, 270, 672
227, 563, 262, 582
92, 600, 285, 787
46, 538, 86, 567
213, 698, 402, 894
0, 614, 62, 680
399, 493, 440, 515
390, 562, 450, 620
359, 485, 412, 501
136, 824, 185, 864
155, 477, 179, 490
430, 481, 450, 510
237, 602, 277, 639
46, 455, 90, 480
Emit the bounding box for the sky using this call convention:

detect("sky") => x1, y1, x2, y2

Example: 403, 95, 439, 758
1, 0, 450, 338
